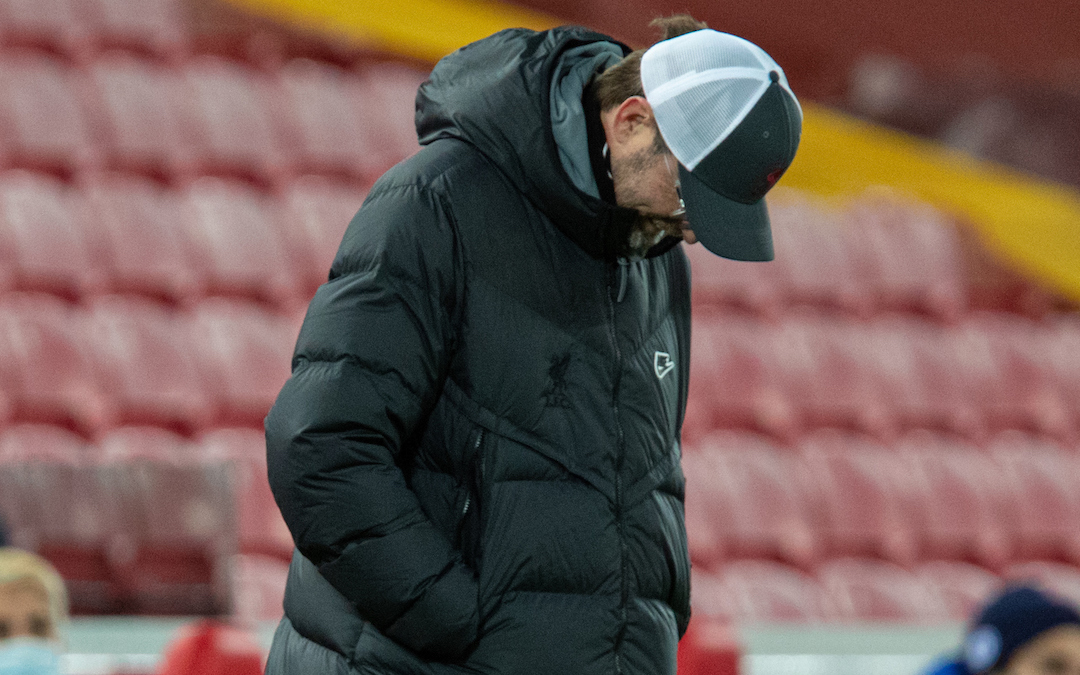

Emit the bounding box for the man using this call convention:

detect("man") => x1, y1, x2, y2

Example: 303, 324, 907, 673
266, 14, 801, 675
925, 586, 1080, 675
0, 548, 67, 674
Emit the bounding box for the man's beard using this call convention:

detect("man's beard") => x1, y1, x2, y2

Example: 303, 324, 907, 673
626, 211, 685, 259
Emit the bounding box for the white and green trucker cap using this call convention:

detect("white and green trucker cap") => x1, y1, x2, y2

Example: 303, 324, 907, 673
641, 29, 803, 261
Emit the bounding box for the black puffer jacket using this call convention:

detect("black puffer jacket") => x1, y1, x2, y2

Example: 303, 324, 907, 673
265, 25, 692, 675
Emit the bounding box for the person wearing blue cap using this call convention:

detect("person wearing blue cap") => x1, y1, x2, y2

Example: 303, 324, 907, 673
925, 585, 1080, 675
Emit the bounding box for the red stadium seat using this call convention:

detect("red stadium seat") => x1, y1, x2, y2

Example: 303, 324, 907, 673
683, 237, 784, 316
0, 0, 90, 58
0, 53, 97, 175
199, 427, 293, 560
901, 431, 1013, 568
0, 424, 123, 613
179, 177, 302, 309
988, 432, 1080, 564
188, 300, 297, 427
84, 296, 213, 434
182, 57, 290, 186
717, 559, 835, 622
277, 59, 388, 184
0, 293, 108, 434
356, 63, 426, 166
688, 317, 796, 439
281, 176, 367, 294
677, 613, 740, 675
0, 171, 104, 299
82, 172, 200, 303
1039, 316, 1080, 435
818, 557, 949, 622
916, 560, 1002, 621
86, 54, 195, 181
81, 0, 187, 60
231, 553, 289, 625
100, 426, 232, 614
687, 432, 818, 567
848, 194, 967, 320
799, 430, 919, 564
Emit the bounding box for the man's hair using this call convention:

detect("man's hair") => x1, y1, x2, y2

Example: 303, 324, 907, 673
594, 14, 709, 112
0, 547, 69, 633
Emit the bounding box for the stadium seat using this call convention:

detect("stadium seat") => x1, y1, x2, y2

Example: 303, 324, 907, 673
847, 194, 967, 320
916, 560, 1002, 621
82, 172, 200, 303
988, 431, 1080, 564
182, 56, 291, 186
277, 59, 388, 184
0, 424, 123, 613
231, 553, 289, 625
81, 0, 187, 60
687, 432, 818, 567
769, 196, 869, 314
86, 54, 196, 181
798, 429, 919, 564
0, 52, 97, 175
356, 63, 426, 166
677, 612, 740, 675
716, 559, 835, 622
84, 296, 213, 434
900, 431, 1013, 568
199, 427, 294, 560
179, 177, 303, 309
0, 0, 90, 59
188, 299, 297, 427
0, 170, 104, 299
688, 317, 796, 439
0, 293, 108, 434
818, 557, 949, 622
281, 175, 367, 294
683, 236, 784, 316
99, 426, 232, 615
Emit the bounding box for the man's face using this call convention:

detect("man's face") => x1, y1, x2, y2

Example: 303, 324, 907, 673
602, 97, 697, 247
0, 579, 55, 642
1007, 626, 1080, 675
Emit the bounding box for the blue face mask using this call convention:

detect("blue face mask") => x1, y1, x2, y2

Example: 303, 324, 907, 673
0, 639, 61, 675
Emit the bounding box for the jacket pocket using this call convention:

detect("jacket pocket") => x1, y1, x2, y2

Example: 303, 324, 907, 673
456, 427, 486, 569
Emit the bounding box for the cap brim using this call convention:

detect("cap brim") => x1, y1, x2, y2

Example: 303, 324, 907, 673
679, 164, 774, 261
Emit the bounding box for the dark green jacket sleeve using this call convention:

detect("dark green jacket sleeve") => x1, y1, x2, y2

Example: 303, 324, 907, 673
265, 182, 475, 660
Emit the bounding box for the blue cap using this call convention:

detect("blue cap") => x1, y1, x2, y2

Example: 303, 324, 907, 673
961, 585, 1080, 674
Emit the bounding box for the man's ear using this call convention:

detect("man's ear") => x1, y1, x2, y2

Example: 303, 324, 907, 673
605, 96, 655, 146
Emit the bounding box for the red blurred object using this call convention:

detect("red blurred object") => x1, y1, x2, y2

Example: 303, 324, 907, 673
188, 299, 296, 427
718, 559, 835, 622
157, 620, 265, 675
0, 171, 104, 299
677, 613, 740, 675
179, 177, 302, 309
81, 0, 187, 60
231, 553, 288, 625
799, 429, 918, 565
0, 53, 98, 175
916, 560, 1002, 621
85, 295, 213, 434
0, 293, 106, 434
281, 175, 367, 294
357, 63, 426, 167
85, 54, 195, 182
683, 236, 783, 316
819, 557, 949, 622
1005, 561, 1080, 609
0, 0, 89, 59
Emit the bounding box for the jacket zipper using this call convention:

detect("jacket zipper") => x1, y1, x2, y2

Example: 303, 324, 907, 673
462, 429, 485, 519
607, 263, 628, 675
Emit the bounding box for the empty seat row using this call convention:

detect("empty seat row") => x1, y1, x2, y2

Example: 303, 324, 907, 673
685, 311, 1080, 442
0, 51, 424, 183
0, 0, 185, 61
0, 170, 365, 305
0, 293, 300, 435
693, 557, 1080, 623
685, 188, 1054, 320
683, 430, 1080, 571
0, 424, 291, 614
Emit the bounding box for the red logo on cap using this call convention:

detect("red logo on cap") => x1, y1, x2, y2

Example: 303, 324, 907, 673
766, 169, 783, 186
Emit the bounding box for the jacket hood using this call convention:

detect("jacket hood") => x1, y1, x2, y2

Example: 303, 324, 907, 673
416, 26, 676, 260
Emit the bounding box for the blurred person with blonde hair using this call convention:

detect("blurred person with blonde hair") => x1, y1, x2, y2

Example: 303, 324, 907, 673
0, 548, 67, 675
